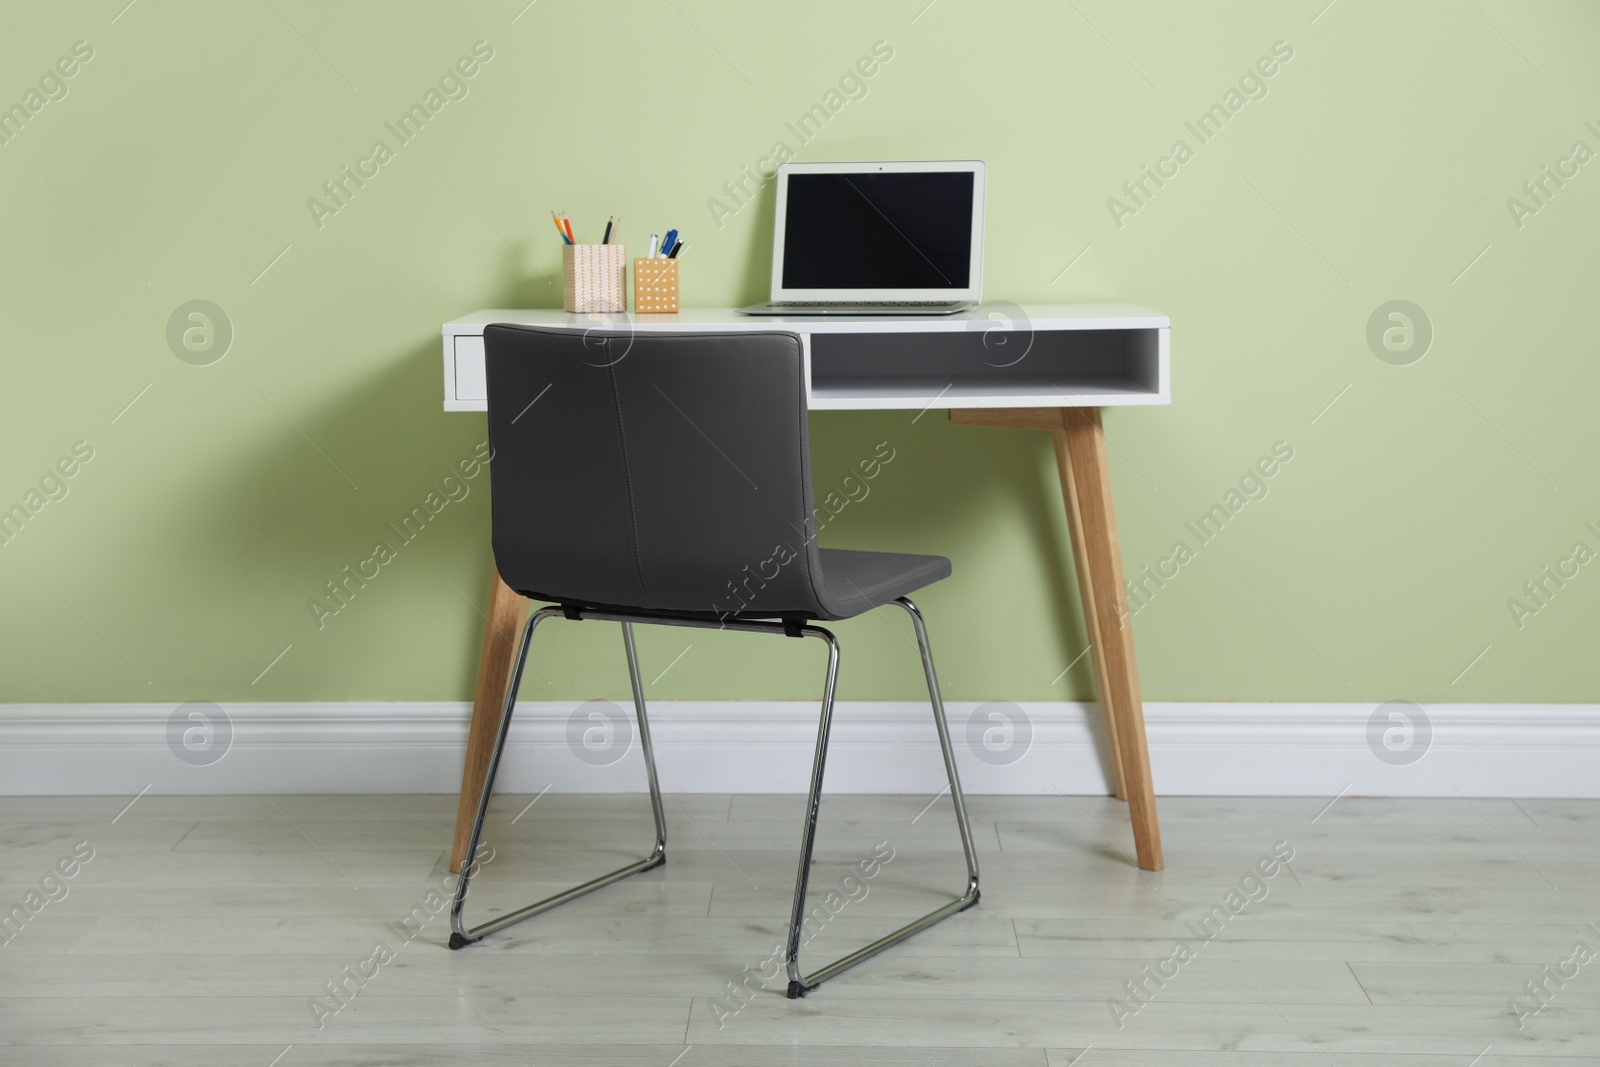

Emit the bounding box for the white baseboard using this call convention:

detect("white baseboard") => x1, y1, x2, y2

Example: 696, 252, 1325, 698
1, 702, 1597, 797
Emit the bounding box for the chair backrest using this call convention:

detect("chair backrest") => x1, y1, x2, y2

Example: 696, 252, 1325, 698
484, 324, 829, 619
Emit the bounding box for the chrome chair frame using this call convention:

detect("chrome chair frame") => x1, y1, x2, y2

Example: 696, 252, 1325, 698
448, 596, 981, 999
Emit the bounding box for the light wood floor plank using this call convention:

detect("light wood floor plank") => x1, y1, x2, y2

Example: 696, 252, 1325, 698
4, 793, 1596, 1058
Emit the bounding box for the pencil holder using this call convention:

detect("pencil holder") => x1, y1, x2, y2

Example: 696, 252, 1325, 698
633, 258, 680, 314
563, 244, 626, 313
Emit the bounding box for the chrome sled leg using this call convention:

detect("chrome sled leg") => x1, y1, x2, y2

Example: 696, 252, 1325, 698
449, 613, 668, 948
783, 597, 982, 997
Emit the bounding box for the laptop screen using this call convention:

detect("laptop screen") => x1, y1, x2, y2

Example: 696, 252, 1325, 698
780, 171, 975, 291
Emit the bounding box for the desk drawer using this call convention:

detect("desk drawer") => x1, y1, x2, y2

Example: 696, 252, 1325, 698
454, 335, 486, 402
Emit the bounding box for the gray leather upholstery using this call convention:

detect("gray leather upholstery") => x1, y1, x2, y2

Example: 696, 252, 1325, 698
484, 324, 950, 622
813, 548, 951, 619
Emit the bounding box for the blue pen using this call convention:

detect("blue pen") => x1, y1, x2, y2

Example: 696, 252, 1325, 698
660, 229, 678, 258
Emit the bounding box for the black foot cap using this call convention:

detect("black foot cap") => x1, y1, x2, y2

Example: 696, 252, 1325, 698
786, 980, 810, 999
448, 932, 473, 950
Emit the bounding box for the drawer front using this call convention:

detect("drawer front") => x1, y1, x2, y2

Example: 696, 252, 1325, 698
454, 335, 486, 401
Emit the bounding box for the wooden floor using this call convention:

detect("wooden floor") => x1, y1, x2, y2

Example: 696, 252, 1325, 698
2, 793, 1597, 1064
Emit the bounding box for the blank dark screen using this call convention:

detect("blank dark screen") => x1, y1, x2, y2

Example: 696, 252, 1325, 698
781, 171, 974, 290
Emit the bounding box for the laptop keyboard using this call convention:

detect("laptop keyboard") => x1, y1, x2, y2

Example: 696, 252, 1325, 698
771, 300, 961, 307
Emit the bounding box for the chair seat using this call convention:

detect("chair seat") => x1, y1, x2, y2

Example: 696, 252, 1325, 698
814, 548, 951, 621
513, 548, 951, 625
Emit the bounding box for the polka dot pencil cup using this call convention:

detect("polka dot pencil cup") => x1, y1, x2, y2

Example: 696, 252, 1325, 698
633, 257, 680, 314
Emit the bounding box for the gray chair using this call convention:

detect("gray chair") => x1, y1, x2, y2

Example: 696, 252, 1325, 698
449, 324, 980, 998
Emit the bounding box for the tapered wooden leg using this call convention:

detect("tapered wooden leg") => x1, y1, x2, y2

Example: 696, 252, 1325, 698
947, 406, 1163, 871
1056, 408, 1162, 870
450, 567, 529, 873
1051, 428, 1127, 801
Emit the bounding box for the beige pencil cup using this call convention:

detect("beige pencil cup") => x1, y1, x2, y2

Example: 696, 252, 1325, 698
633, 258, 680, 314
562, 244, 626, 313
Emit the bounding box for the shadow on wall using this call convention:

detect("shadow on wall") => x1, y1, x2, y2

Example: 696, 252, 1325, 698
808, 412, 1093, 691
489, 239, 565, 311
188, 257, 547, 565
169, 254, 558, 679
183, 341, 483, 603
734, 180, 778, 308
807, 410, 1113, 779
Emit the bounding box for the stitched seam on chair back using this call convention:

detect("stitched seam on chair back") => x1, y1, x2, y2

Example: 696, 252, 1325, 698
605, 359, 654, 604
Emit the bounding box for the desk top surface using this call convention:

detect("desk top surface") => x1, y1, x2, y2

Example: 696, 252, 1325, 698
443, 303, 1169, 335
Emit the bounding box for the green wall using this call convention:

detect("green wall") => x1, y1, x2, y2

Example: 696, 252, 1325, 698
3, 1, 1597, 705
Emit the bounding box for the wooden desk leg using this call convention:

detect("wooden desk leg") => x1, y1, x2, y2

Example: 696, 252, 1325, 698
450, 567, 529, 873
1056, 408, 1163, 871
1052, 427, 1127, 802
948, 406, 1162, 869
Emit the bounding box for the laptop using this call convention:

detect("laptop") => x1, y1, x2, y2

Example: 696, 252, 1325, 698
739, 160, 985, 316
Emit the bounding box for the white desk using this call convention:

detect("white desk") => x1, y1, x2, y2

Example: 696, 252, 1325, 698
440, 304, 1171, 872
442, 305, 1169, 411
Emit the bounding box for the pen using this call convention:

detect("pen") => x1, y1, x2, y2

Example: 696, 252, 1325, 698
668, 242, 686, 259
602, 216, 614, 244
647, 233, 659, 258
660, 229, 678, 257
